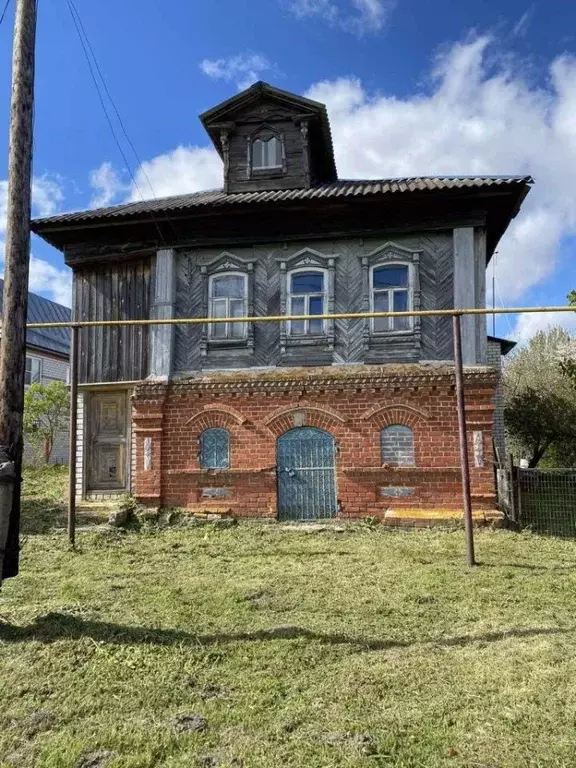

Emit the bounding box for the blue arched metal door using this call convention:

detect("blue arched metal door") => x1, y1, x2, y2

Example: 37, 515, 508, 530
277, 427, 337, 521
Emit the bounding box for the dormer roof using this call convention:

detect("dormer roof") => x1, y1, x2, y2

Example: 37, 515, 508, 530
200, 81, 338, 184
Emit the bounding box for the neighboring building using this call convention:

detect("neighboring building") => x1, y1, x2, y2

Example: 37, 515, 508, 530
31, 82, 530, 519
0, 278, 71, 464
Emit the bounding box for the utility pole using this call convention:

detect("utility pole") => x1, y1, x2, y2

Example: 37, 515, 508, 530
0, 0, 38, 584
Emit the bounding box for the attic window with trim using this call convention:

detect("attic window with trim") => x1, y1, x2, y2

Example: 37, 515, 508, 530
252, 135, 282, 170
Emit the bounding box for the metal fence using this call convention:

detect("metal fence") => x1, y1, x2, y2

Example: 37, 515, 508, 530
499, 467, 576, 537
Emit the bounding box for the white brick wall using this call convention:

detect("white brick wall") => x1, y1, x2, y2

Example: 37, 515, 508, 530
75, 392, 85, 499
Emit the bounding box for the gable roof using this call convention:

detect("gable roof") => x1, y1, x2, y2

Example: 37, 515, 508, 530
0, 278, 71, 357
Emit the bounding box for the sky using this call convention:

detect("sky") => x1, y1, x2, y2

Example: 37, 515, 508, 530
0, 0, 575, 341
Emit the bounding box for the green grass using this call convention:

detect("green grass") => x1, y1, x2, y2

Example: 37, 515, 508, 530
2, 469, 576, 767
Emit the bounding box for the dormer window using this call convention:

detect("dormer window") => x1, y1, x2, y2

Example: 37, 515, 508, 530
251, 135, 282, 171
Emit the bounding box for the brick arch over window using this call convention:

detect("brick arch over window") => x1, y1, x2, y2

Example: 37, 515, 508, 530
361, 404, 429, 429
186, 405, 247, 431
264, 405, 346, 438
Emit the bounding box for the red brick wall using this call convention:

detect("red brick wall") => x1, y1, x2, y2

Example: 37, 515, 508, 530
132, 368, 497, 518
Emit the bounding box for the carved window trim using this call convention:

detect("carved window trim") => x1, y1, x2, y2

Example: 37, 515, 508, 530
279, 249, 336, 354
360, 242, 422, 350
200, 253, 255, 355
247, 124, 287, 179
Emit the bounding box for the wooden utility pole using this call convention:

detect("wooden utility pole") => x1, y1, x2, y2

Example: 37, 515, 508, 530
0, 0, 38, 583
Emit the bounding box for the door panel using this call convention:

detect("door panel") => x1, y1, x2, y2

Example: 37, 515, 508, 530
277, 427, 337, 521
88, 392, 128, 491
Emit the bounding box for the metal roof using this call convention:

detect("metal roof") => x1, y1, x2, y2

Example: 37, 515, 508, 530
31, 175, 533, 229
488, 334, 517, 356
0, 278, 70, 356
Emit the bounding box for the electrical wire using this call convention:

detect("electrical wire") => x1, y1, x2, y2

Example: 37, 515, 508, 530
64, 0, 168, 246
66, 0, 159, 203
0, 0, 11, 27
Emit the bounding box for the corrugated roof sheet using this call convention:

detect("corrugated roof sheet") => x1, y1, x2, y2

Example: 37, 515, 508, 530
32, 175, 533, 228
0, 278, 70, 356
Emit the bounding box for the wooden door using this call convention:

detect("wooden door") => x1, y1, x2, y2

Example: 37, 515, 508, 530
88, 392, 128, 491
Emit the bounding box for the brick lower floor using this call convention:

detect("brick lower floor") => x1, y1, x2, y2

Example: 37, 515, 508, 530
128, 364, 499, 520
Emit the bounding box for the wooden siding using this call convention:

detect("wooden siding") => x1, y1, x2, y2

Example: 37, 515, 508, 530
74, 259, 151, 383
174, 232, 454, 373
225, 99, 309, 193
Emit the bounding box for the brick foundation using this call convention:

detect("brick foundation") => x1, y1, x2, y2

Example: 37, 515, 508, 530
131, 365, 498, 519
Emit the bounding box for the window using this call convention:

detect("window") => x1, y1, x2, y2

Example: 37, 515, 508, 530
381, 425, 415, 466
199, 428, 230, 469
209, 273, 247, 340
252, 135, 282, 170
288, 270, 326, 336
25, 356, 42, 386
371, 264, 411, 332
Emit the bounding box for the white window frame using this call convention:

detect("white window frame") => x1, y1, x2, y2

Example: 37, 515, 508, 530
208, 272, 248, 340
370, 262, 413, 334
251, 135, 283, 171
287, 267, 328, 336
24, 355, 42, 386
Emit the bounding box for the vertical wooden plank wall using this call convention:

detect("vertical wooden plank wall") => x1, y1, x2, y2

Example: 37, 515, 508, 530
74, 258, 151, 383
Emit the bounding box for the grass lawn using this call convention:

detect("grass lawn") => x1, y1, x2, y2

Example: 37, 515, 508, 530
1, 468, 576, 767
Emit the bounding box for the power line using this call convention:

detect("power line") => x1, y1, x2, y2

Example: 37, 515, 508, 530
0, 0, 12, 27
64, 0, 168, 246
65, 0, 158, 202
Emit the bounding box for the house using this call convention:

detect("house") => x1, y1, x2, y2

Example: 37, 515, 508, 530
0, 278, 71, 464
31, 82, 530, 520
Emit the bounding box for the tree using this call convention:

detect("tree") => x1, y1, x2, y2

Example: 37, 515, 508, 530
23, 381, 69, 464
505, 388, 576, 467
503, 327, 576, 466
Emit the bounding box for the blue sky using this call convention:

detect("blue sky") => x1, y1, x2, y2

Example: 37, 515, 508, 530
0, 0, 575, 340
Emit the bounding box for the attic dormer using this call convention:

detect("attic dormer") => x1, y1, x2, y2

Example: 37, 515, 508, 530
200, 81, 338, 194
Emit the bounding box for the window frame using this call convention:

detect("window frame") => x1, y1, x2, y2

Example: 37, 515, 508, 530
24, 355, 43, 386
251, 135, 283, 171
199, 427, 231, 470
248, 128, 286, 178
287, 267, 328, 337
380, 424, 416, 467
208, 271, 248, 341
370, 262, 413, 335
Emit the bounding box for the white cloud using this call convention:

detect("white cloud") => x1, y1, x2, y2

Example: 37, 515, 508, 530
285, 0, 393, 34
26, 253, 72, 307
127, 146, 222, 201
0, 176, 71, 306
88, 146, 223, 206
200, 53, 274, 91
0, 175, 64, 232
90, 161, 128, 208
511, 311, 576, 344
305, 37, 576, 301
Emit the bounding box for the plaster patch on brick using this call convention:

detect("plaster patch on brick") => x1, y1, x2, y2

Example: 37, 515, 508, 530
144, 437, 152, 471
